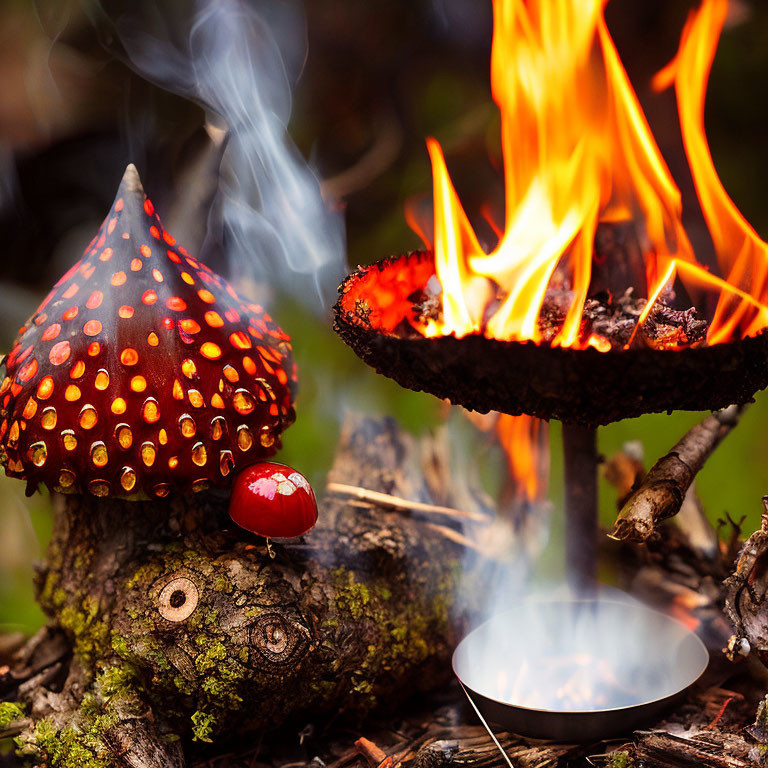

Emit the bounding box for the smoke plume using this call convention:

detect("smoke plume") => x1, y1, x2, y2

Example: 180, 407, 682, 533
93, 0, 345, 309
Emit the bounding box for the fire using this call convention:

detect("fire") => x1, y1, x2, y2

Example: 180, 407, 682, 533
496, 414, 548, 503
463, 411, 548, 503
409, 0, 768, 350
657, 0, 768, 344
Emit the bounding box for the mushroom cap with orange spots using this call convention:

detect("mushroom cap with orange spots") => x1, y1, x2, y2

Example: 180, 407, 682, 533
0, 164, 297, 499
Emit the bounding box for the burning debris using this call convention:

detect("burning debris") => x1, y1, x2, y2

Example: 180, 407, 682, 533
413, 279, 710, 352
335, 250, 768, 425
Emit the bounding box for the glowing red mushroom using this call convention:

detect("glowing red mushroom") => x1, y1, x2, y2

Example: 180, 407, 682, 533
229, 462, 318, 538
0, 164, 308, 504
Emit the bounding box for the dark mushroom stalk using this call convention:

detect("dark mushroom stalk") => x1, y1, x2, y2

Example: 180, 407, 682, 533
333, 251, 768, 589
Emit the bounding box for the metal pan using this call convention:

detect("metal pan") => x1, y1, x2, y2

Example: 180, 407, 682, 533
452, 597, 709, 742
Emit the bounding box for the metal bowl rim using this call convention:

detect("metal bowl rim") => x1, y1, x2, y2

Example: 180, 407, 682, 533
452, 597, 710, 716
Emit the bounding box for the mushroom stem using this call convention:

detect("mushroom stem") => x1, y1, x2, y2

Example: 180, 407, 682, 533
11, 416, 465, 765
36, 493, 227, 639
562, 423, 599, 592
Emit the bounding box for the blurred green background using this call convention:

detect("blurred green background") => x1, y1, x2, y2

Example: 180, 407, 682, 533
1, 0, 768, 635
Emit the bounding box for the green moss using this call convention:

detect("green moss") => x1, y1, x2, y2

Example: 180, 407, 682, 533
125, 561, 163, 591
351, 678, 373, 695
607, 751, 634, 768
0, 702, 24, 729
200, 661, 243, 702
15, 654, 152, 766
187, 610, 203, 630
148, 630, 248, 719
182, 549, 215, 576
332, 569, 371, 621
213, 574, 233, 594
204, 610, 219, 626
79, 693, 100, 719
312, 679, 337, 698
96, 664, 136, 698
174, 675, 194, 695
37, 568, 60, 609
58, 602, 108, 664
73, 548, 94, 573
195, 641, 226, 674
190, 711, 216, 743
19, 718, 110, 768
111, 633, 130, 659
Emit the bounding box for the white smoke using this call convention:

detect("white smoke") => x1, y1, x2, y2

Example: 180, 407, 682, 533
451, 422, 708, 716
454, 592, 708, 712
93, 0, 345, 309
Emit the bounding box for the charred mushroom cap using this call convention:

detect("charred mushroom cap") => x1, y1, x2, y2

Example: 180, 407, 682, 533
0, 165, 297, 499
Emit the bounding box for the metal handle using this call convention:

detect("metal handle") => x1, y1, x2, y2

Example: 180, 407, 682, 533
458, 682, 517, 768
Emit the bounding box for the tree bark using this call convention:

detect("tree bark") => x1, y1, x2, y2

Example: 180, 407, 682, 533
3, 416, 470, 767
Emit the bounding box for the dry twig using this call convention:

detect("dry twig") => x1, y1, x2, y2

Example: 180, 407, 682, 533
326, 482, 491, 524
609, 405, 742, 542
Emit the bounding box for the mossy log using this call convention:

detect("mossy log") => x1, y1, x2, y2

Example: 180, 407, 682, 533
1, 417, 468, 768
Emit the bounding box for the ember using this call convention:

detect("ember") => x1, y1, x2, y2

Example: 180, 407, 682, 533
414, 280, 711, 352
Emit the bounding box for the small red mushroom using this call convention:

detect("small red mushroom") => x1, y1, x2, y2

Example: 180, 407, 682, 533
229, 462, 318, 538
0, 164, 313, 516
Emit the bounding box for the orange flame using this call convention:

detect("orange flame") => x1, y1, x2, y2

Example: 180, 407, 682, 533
657, 0, 768, 343
496, 414, 549, 503
410, 0, 768, 349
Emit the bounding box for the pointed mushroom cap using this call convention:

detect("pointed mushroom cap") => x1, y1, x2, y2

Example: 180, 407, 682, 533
0, 165, 297, 499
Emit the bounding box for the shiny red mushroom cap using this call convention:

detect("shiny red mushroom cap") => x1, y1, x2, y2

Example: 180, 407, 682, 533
0, 165, 297, 499
229, 462, 318, 538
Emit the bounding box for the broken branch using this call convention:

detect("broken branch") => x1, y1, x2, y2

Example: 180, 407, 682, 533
609, 404, 742, 542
